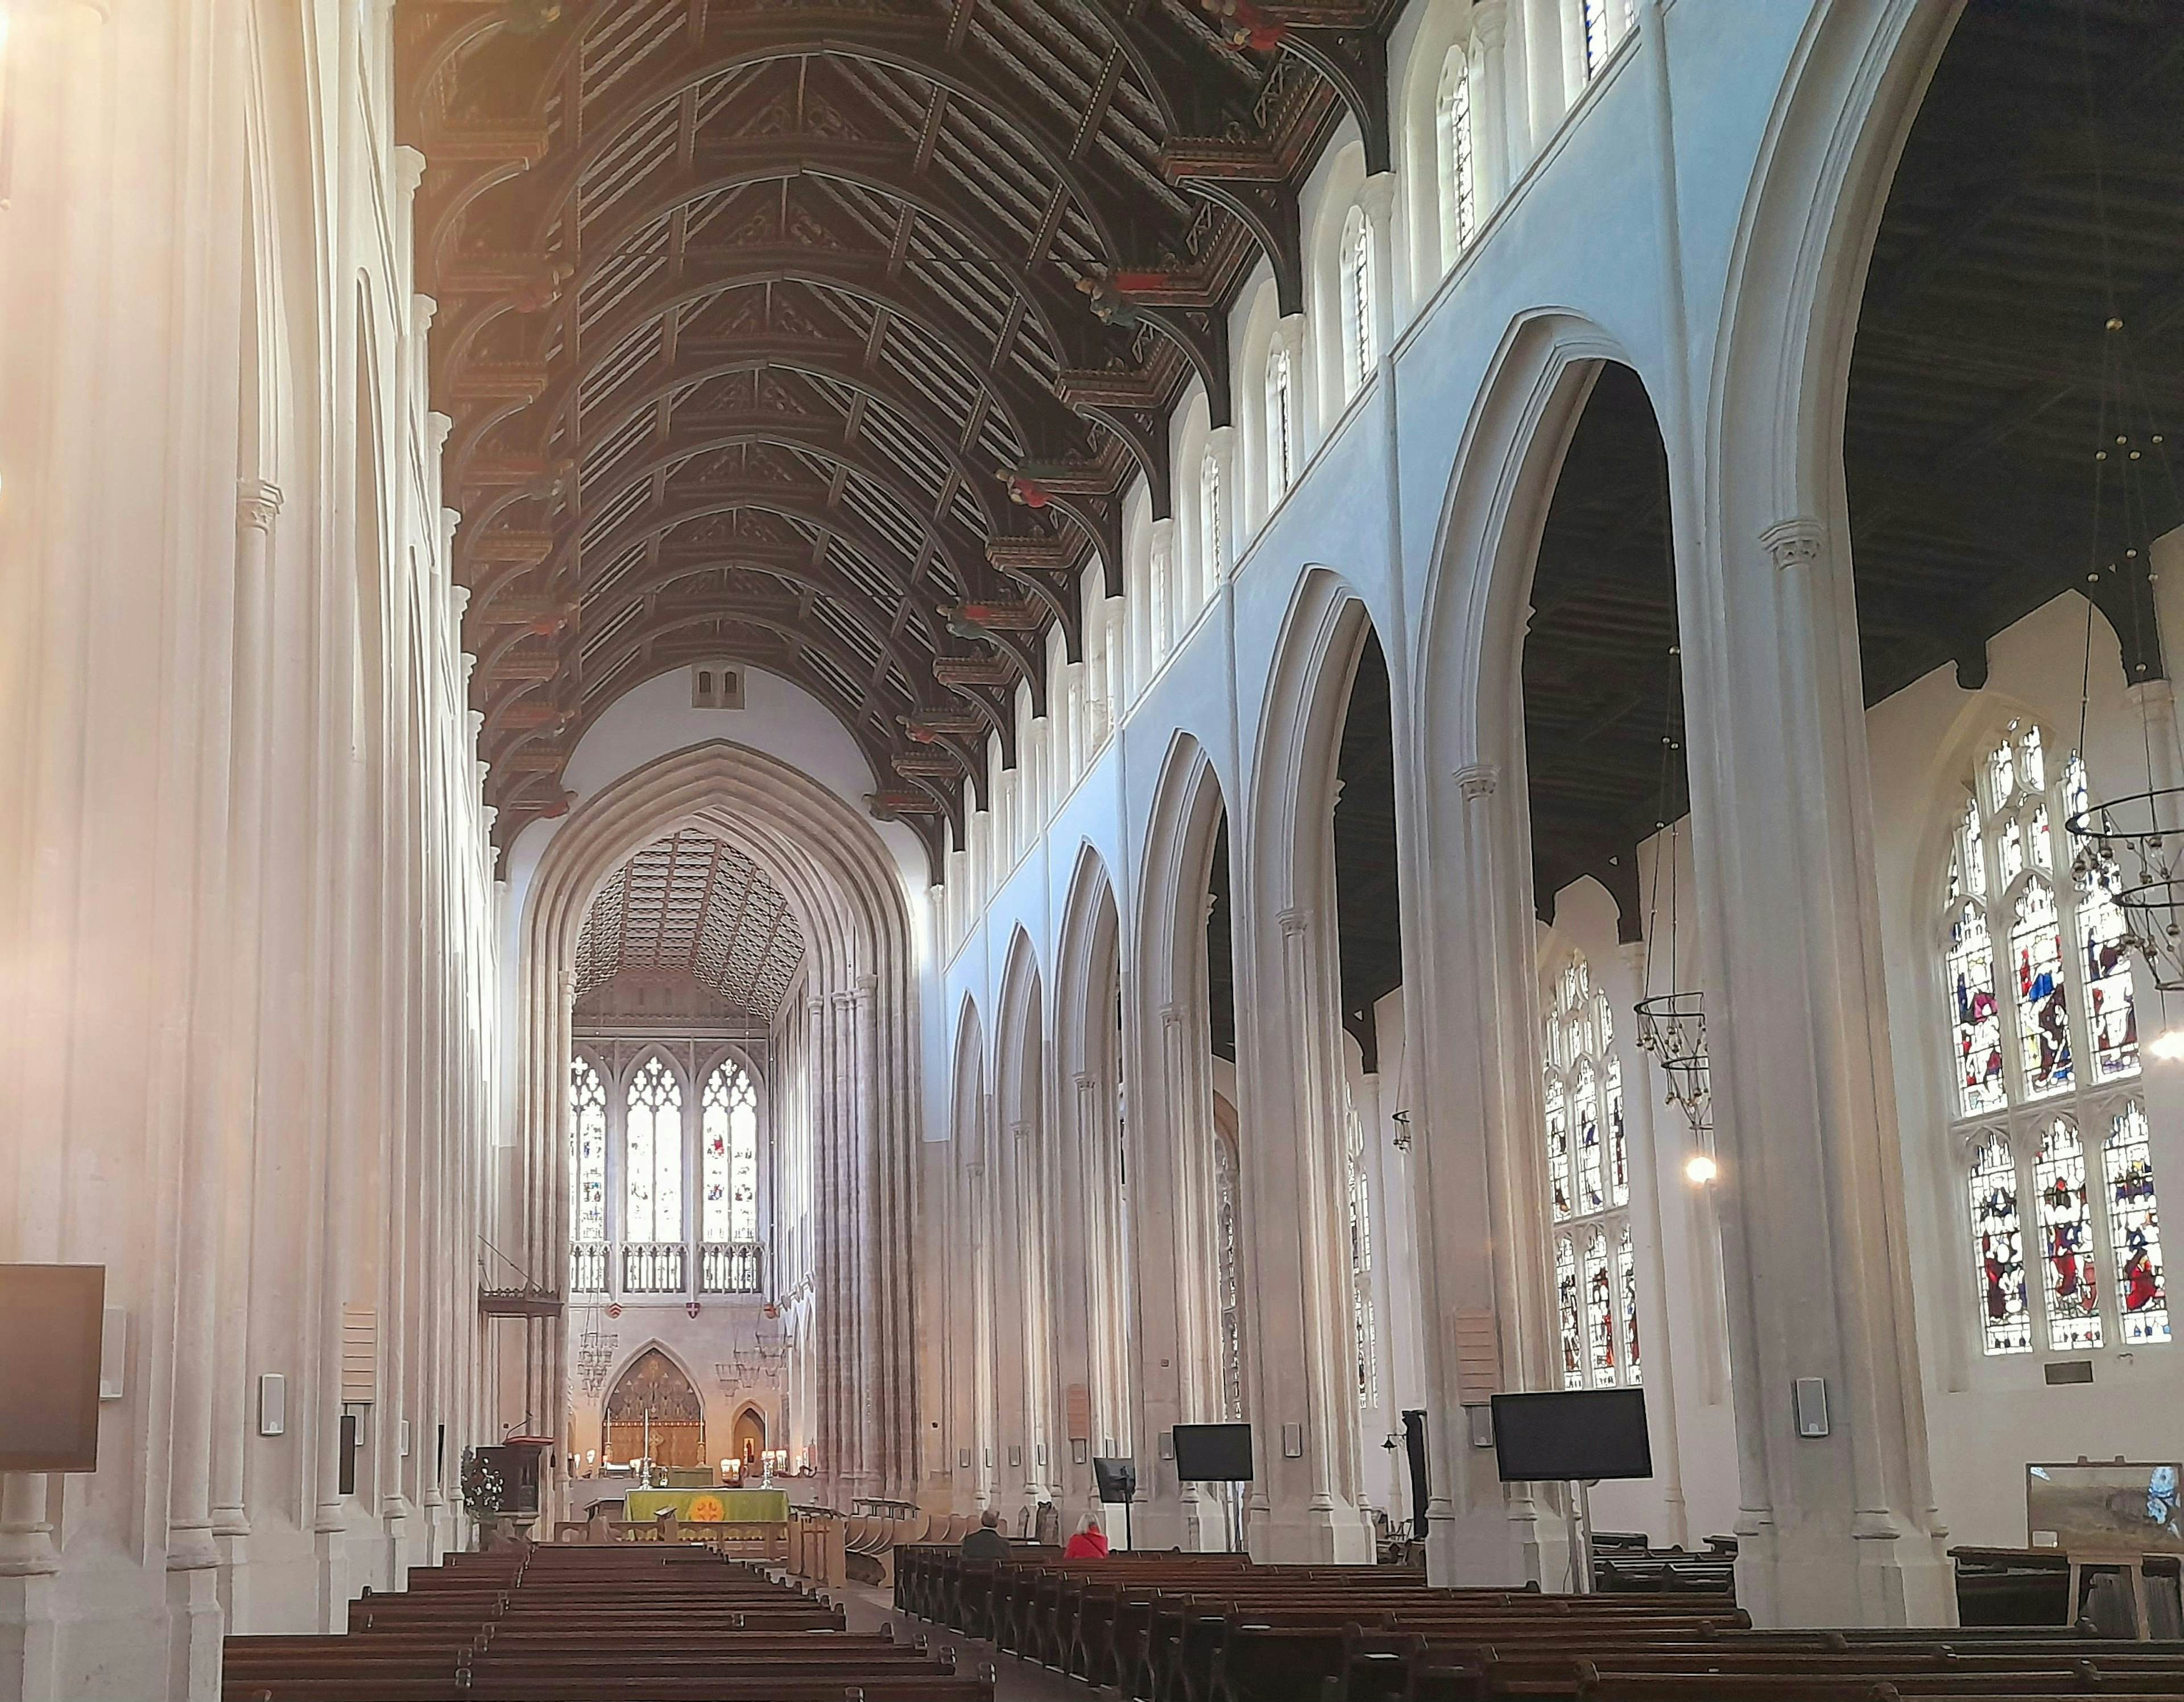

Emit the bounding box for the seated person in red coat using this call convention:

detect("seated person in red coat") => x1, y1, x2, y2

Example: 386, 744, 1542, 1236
1062, 1513, 1109, 1559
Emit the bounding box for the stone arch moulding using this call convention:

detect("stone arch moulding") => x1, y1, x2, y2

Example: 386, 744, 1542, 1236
1401, 309, 1644, 1589
518, 738, 922, 1506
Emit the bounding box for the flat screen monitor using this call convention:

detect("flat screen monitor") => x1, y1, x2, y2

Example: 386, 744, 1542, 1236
0, 1265, 105, 1472
1490, 1389, 1651, 1483
1093, 1456, 1138, 1502
1172, 1422, 1253, 1483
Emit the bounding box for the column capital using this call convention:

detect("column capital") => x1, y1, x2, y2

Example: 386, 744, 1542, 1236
2126, 677, 2177, 713
1454, 762, 1498, 799
1761, 516, 1827, 572
1276, 905, 1311, 937
557, 968, 580, 1005
1469, 0, 1508, 48
237, 478, 284, 532
392, 144, 428, 200
1160, 1001, 1186, 1032
412, 293, 439, 337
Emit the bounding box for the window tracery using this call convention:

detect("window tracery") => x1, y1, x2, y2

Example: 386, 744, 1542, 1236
626, 1054, 684, 1245
1942, 721, 2165, 1356
1543, 953, 1638, 1388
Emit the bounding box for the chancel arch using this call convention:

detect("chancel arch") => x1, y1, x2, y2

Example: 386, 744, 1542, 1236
518, 740, 921, 1511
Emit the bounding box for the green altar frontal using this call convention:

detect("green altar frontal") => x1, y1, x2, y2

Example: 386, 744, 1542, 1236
624, 1488, 789, 1523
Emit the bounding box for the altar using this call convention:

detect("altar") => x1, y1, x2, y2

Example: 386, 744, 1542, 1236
624, 1487, 790, 1524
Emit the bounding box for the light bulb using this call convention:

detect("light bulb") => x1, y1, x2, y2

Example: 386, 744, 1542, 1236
2149, 1028, 2184, 1063
1684, 1152, 1718, 1186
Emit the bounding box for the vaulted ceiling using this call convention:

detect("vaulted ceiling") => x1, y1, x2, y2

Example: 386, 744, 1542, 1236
397, 0, 1396, 874
574, 827, 806, 1016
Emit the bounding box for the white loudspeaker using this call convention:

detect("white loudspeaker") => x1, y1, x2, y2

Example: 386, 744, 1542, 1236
400, 1419, 412, 1457
258, 1374, 286, 1438
1792, 1377, 1829, 1438
99, 1306, 127, 1401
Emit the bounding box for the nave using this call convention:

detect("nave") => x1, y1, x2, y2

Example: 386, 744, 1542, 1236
9, 0, 2184, 1696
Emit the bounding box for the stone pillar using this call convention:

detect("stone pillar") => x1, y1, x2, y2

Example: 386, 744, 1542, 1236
212, 479, 283, 1629
1235, 907, 1372, 1563
1613, 939, 1690, 1550
1408, 763, 1557, 1586
1681, 516, 1951, 1625
1469, 2, 1515, 211
1123, 1004, 1218, 1550
1149, 518, 1177, 664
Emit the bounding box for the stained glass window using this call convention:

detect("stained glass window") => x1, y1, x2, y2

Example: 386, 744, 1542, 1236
1556, 1233, 1583, 1390
1947, 898, 2005, 1117
1545, 1076, 1572, 1221
1265, 349, 1294, 499
1583, 1228, 1615, 1381
2012, 883, 2070, 1096
570, 1057, 607, 1244
2033, 1118, 2101, 1351
1942, 722, 2165, 1362
1214, 1132, 1244, 1420
1968, 1133, 2029, 1355
702, 1059, 760, 1245
1618, 1220, 1641, 1384
1343, 1083, 1379, 1412
2106, 1104, 2169, 1345
1541, 950, 1641, 1387
626, 1054, 683, 1244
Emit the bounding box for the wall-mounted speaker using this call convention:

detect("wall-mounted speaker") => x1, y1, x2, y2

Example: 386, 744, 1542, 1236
258, 1374, 286, 1438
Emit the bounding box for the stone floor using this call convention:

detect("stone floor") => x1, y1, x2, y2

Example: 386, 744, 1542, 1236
837, 1581, 1088, 1702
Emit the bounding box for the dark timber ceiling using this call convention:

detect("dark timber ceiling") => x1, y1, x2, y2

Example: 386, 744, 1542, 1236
1526, 0, 2184, 930
1845, 0, 2184, 701
1524, 362, 1682, 934
396, 0, 1396, 874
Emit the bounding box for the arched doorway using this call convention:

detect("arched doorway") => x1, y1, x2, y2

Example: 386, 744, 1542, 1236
732, 1406, 766, 1465
603, 1349, 706, 1470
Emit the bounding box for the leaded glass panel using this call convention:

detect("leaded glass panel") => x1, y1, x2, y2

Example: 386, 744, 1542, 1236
570, 1058, 608, 1245
1606, 1059, 1629, 1208
626, 1055, 683, 1245
2012, 882, 2071, 1097
1969, 1133, 2029, 1356
1556, 1234, 1583, 1390
701, 1061, 760, 1245
2106, 1104, 2169, 1345
1619, 1220, 1641, 1385
2034, 1118, 2102, 1350
1583, 1228, 1615, 1381
1949, 900, 2007, 1117
1545, 1076, 1572, 1221
2079, 875, 2137, 1081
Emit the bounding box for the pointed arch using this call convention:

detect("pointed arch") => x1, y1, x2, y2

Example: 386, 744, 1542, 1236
519, 739, 920, 1504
